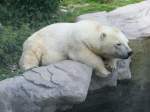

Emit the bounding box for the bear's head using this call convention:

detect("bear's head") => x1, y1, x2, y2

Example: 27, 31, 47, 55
98, 26, 132, 59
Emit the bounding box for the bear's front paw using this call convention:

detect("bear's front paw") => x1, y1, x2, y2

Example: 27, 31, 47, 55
107, 60, 117, 71
95, 69, 111, 78
108, 63, 117, 71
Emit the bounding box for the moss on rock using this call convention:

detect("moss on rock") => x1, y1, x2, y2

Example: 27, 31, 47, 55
130, 39, 150, 85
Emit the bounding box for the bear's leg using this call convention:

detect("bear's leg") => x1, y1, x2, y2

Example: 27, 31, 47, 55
68, 48, 111, 77
19, 50, 40, 70
41, 51, 66, 66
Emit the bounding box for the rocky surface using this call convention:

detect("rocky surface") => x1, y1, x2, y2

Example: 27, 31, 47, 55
61, 39, 150, 112
89, 58, 131, 91
0, 60, 92, 112
77, 0, 150, 39
0, 58, 132, 112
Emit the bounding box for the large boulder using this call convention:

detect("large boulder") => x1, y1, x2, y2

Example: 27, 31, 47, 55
77, 0, 150, 39
0, 59, 131, 112
0, 60, 92, 112
89, 58, 131, 91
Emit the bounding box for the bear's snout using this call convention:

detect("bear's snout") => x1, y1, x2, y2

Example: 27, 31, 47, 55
128, 50, 133, 56
122, 50, 133, 59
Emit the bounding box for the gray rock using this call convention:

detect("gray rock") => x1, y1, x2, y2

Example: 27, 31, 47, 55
117, 58, 131, 80
89, 58, 131, 91
89, 70, 118, 91
77, 0, 150, 39
0, 60, 92, 112
0, 59, 131, 112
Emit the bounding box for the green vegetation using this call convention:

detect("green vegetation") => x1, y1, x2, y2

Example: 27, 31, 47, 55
61, 0, 142, 21
0, 0, 61, 26
0, 0, 142, 80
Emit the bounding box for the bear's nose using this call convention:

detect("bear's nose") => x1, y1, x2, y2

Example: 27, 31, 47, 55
128, 51, 133, 56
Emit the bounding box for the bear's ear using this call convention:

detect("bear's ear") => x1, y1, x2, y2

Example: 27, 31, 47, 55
100, 32, 106, 41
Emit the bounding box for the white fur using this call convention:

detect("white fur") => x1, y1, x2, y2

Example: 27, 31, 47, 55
19, 20, 131, 77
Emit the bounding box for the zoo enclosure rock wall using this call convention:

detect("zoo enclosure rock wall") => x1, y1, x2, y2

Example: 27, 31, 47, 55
77, 0, 150, 39
0, 60, 92, 112
0, 59, 131, 112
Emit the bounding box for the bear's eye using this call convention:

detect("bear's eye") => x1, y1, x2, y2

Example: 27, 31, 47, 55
116, 43, 121, 46
101, 33, 106, 38
100, 32, 106, 41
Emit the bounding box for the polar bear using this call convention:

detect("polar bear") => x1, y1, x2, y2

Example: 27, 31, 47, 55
19, 20, 132, 77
